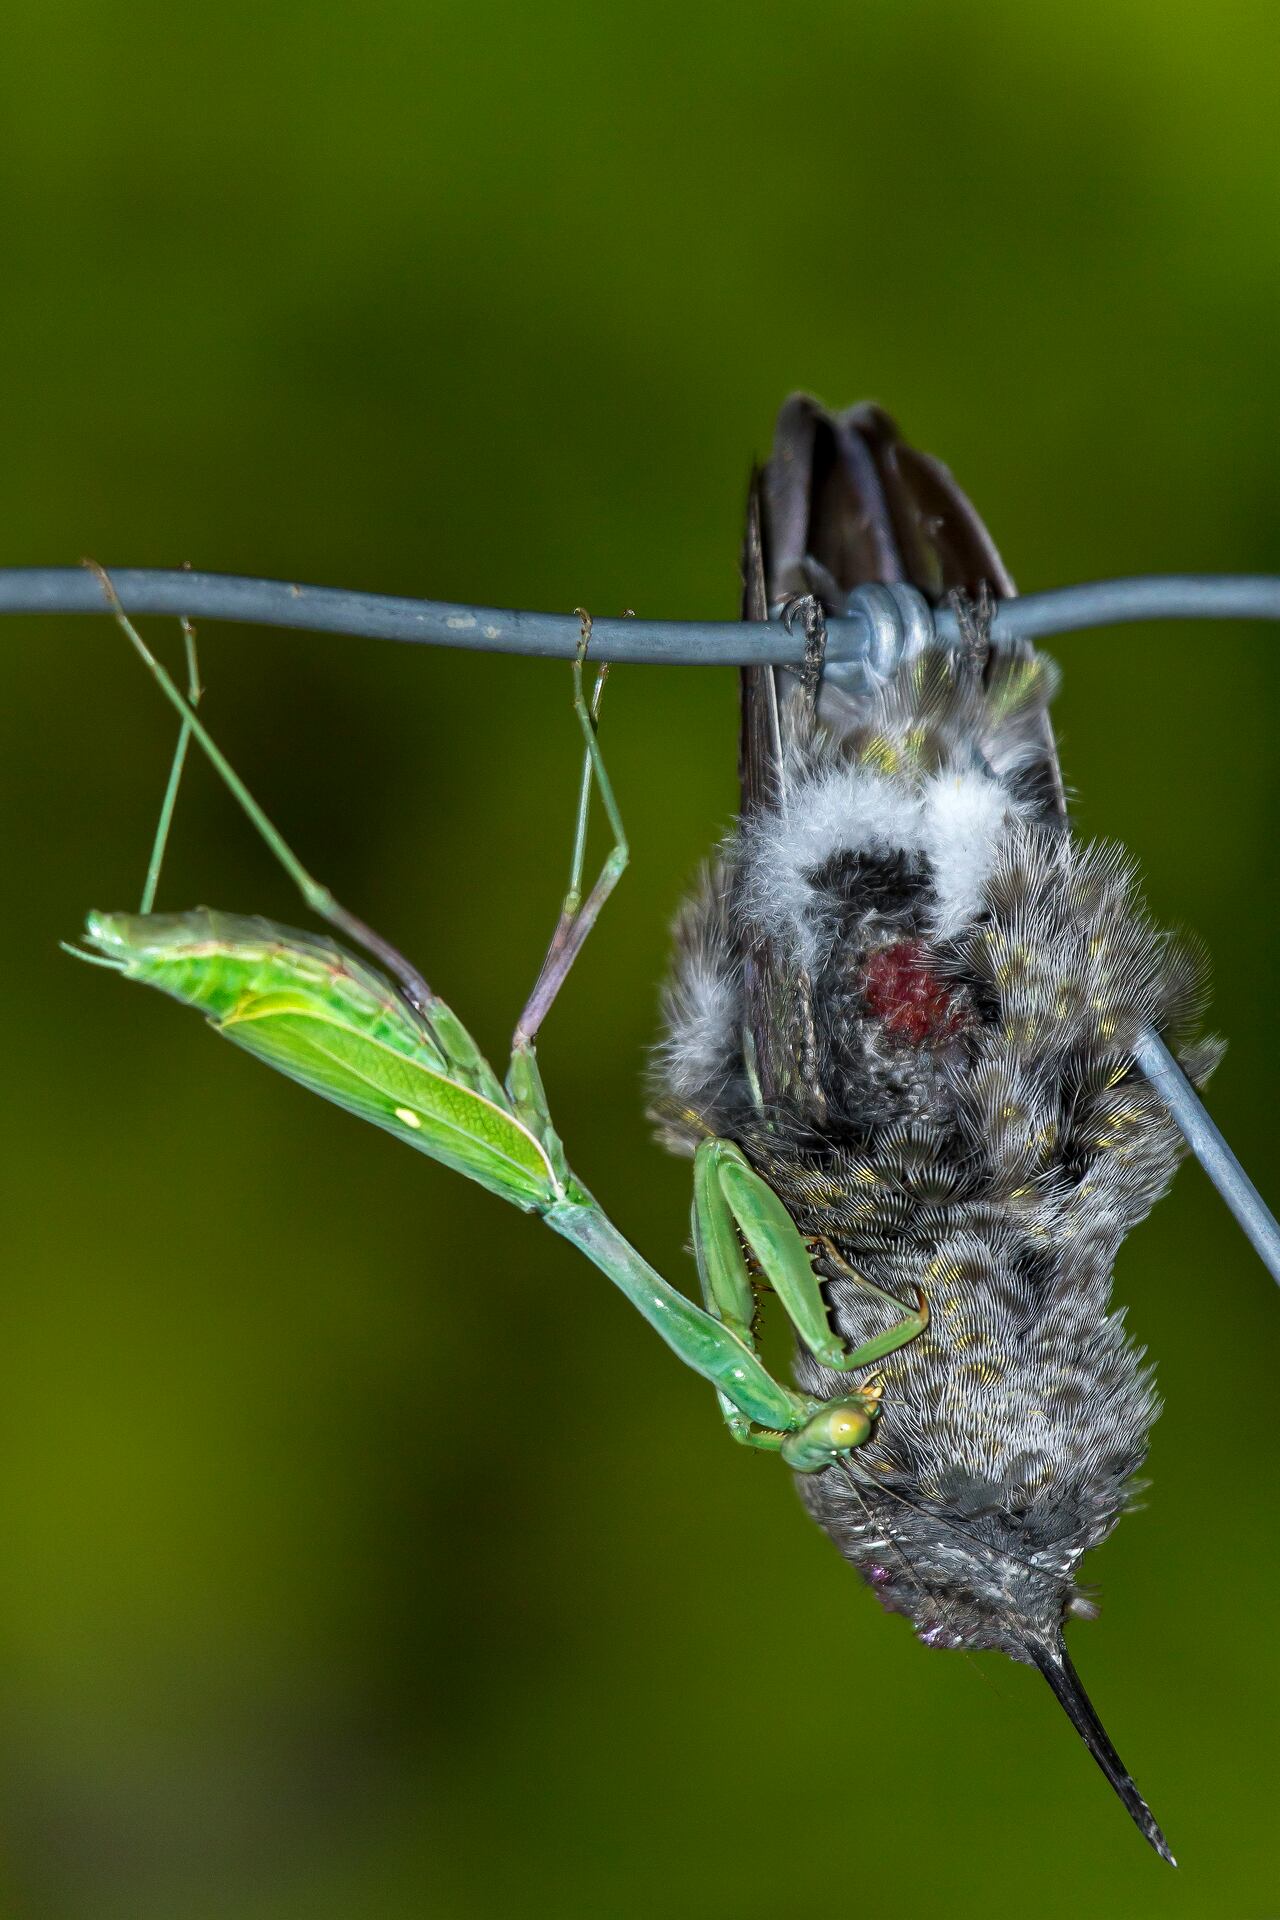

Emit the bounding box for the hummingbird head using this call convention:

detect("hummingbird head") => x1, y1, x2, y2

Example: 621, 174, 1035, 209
819, 1471, 1175, 1864
1029, 1633, 1175, 1866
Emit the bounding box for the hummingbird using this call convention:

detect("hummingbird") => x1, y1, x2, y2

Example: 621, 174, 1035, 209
652, 394, 1221, 1863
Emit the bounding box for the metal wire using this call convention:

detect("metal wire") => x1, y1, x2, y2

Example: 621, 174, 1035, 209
1135, 1033, 1280, 1288
12, 559, 1279, 1286
4, 567, 1280, 663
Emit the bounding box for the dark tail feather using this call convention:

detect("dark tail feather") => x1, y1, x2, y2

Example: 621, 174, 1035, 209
759, 394, 1018, 608
746, 392, 1067, 825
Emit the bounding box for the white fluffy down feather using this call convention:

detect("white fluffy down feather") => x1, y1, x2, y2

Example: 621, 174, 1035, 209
741, 758, 1019, 963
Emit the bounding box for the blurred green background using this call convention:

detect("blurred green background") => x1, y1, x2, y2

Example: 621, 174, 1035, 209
1, 2, 1277, 1915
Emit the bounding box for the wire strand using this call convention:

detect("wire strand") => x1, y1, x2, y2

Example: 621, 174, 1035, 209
19, 559, 1280, 1290
4, 568, 1280, 662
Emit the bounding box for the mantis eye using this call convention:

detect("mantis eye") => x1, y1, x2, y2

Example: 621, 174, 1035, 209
824, 1405, 873, 1449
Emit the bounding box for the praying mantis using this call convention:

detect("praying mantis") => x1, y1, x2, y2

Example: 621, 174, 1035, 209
75, 574, 928, 1480
58, 386, 1280, 1862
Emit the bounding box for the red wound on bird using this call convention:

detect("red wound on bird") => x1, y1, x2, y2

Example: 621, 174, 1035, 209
860, 940, 960, 1046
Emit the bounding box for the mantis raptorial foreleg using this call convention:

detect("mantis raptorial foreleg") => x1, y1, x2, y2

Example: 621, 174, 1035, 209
78, 586, 921, 1469
691, 1138, 929, 1469
693, 1139, 929, 1372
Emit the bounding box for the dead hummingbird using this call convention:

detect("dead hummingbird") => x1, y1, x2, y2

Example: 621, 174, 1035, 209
652, 395, 1221, 1864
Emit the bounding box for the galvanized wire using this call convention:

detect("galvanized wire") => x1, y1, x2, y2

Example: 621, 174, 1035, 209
4, 567, 1280, 663
12, 559, 1279, 1285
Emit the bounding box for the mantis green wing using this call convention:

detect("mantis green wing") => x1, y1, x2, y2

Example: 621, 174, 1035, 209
85, 909, 564, 1214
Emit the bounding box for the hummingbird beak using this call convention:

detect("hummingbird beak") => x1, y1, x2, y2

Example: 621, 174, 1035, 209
1031, 1636, 1176, 1866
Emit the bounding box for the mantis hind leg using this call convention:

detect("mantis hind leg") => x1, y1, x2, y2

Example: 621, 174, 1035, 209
87, 563, 438, 1017
138, 615, 201, 914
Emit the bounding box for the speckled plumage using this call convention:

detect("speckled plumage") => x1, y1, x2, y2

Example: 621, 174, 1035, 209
650, 400, 1219, 1852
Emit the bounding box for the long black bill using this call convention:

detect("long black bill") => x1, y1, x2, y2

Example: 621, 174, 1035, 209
1031, 1638, 1175, 1865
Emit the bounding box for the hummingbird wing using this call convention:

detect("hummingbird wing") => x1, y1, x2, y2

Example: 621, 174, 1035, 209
737, 467, 783, 819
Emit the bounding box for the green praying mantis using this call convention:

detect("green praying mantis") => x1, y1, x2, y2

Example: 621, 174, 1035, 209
75, 575, 930, 1477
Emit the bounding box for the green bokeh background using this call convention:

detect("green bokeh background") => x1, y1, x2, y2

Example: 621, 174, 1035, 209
1, 4, 1277, 1915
